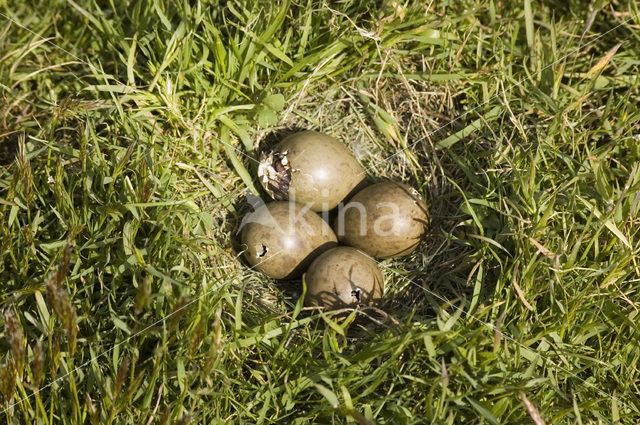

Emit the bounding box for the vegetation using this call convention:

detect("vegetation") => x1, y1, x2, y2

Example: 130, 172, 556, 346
1, 0, 639, 423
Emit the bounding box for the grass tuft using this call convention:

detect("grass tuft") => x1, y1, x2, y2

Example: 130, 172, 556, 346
1, 0, 640, 423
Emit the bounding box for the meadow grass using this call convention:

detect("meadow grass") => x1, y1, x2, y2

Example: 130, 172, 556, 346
0, 0, 639, 423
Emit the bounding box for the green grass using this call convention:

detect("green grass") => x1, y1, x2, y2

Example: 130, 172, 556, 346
1, 0, 639, 423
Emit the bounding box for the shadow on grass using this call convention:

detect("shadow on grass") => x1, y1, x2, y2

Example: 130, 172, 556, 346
0, 131, 20, 166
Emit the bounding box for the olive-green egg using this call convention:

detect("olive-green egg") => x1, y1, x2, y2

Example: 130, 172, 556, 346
304, 247, 383, 309
334, 181, 428, 258
240, 202, 337, 279
258, 131, 364, 211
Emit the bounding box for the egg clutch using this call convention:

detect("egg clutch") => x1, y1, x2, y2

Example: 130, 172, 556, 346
240, 131, 428, 310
